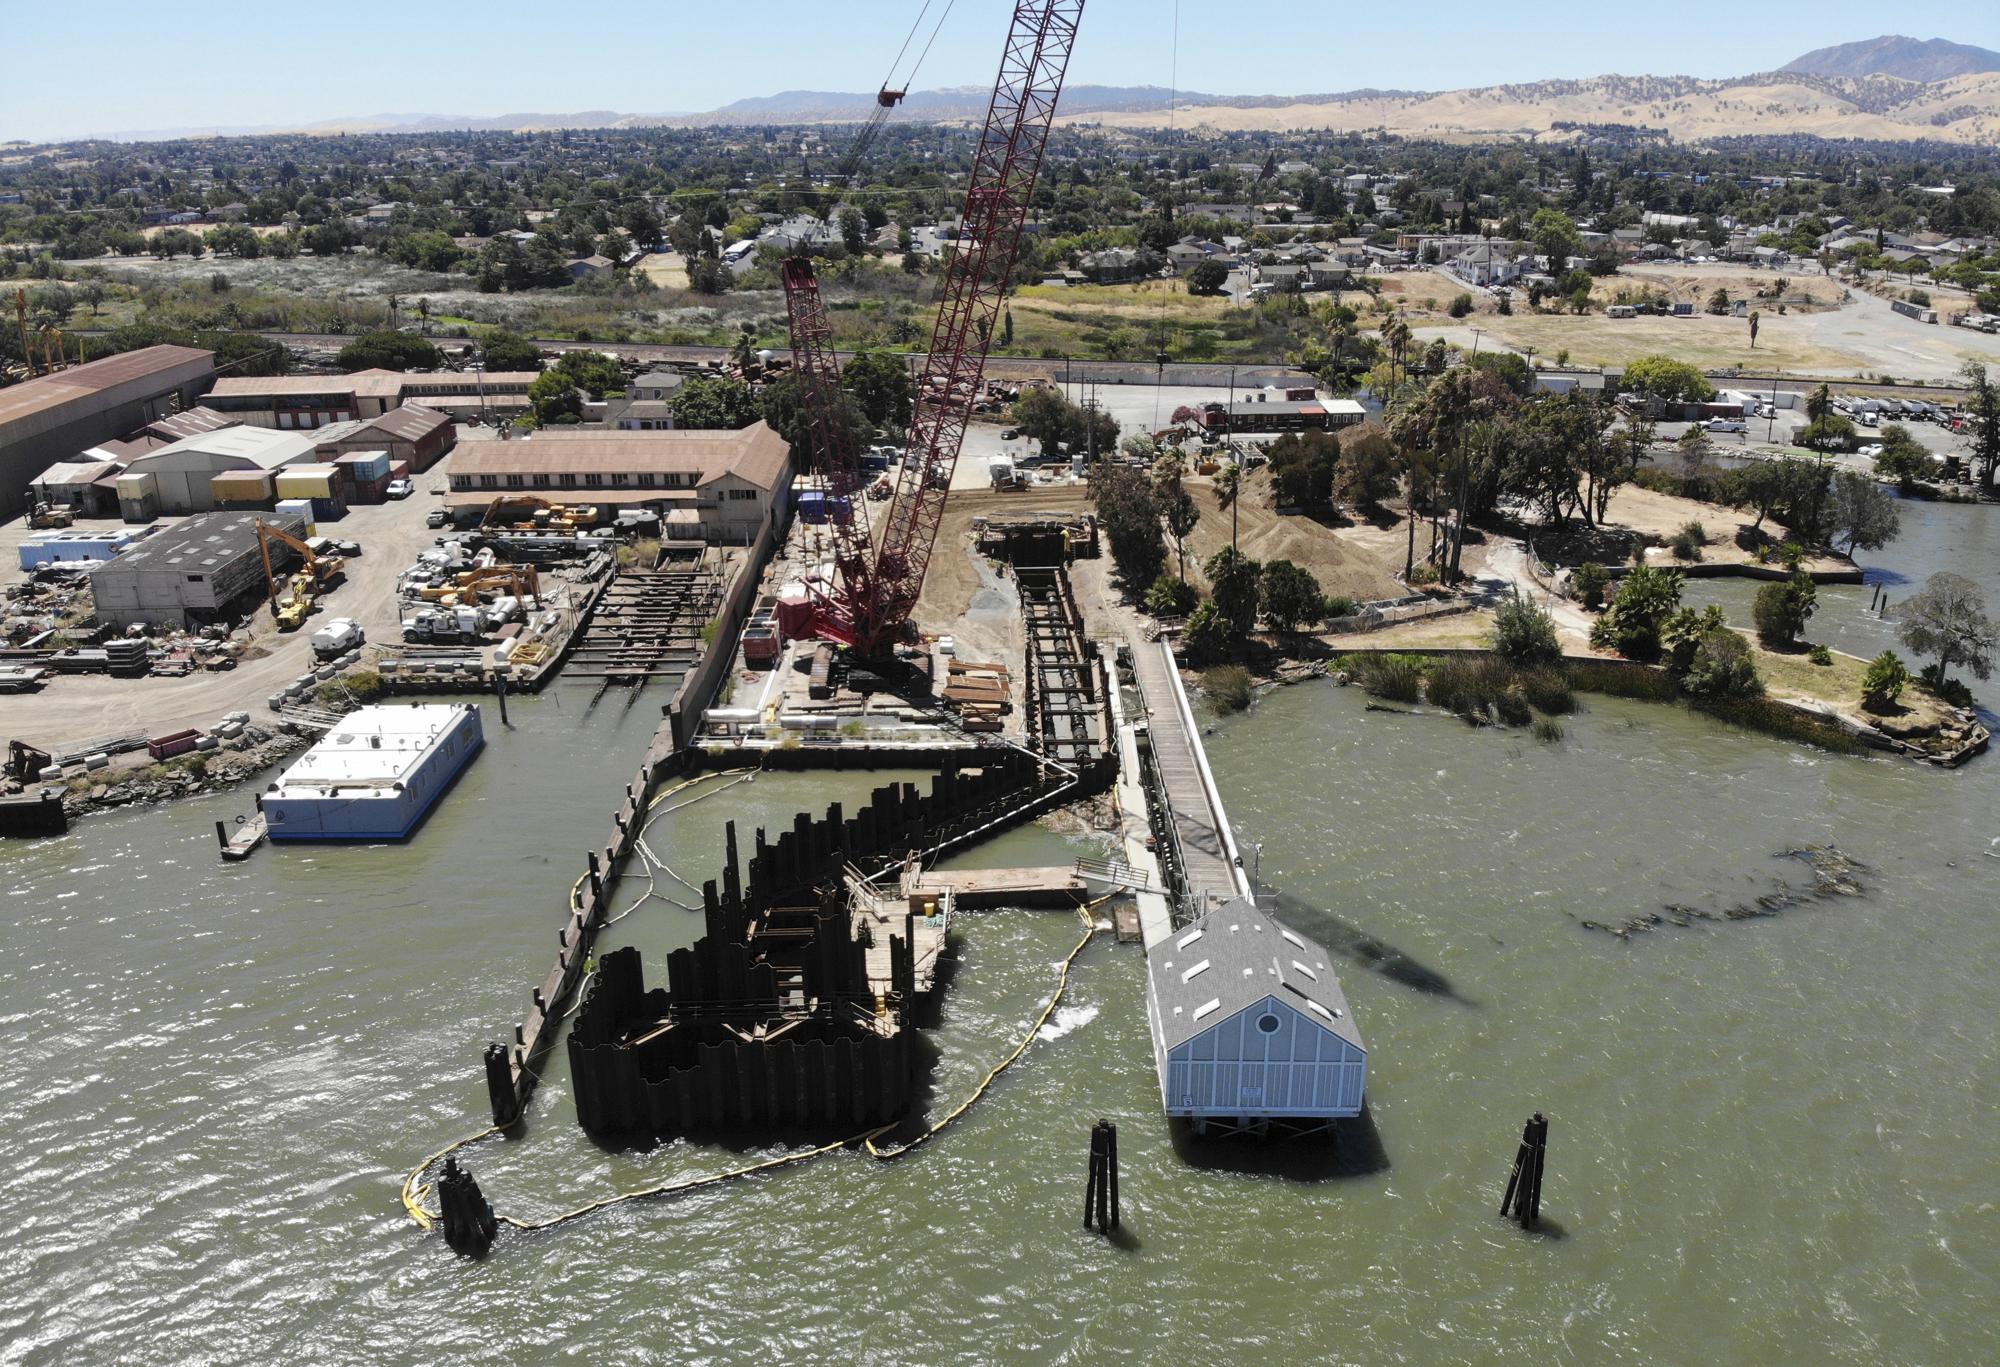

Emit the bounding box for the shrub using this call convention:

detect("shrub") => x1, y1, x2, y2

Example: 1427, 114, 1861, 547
1681, 629, 1762, 699
1777, 541, 1807, 571
1144, 574, 1199, 618
1202, 664, 1254, 711
1531, 716, 1565, 743
1572, 562, 1611, 611
1668, 521, 1707, 561
1407, 563, 1440, 587
1447, 293, 1474, 319
1492, 594, 1561, 667
1350, 652, 1423, 703
1861, 650, 1911, 712
1808, 643, 1833, 666
1322, 594, 1360, 620
1589, 565, 1684, 662
1752, 573, 1817, 646
1181, 600, 1230, 663
1517, 667, 1575, 714
1565, 659, 1679, 701
1494, 687, 1533, 726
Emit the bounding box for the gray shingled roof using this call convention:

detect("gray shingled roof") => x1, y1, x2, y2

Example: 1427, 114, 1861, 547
1147, 897, 1364, 1052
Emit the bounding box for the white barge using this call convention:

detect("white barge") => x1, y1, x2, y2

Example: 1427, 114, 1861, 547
263, 703, 484, 841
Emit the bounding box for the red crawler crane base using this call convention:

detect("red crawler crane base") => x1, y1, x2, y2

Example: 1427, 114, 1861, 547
783, 0, 1084, 655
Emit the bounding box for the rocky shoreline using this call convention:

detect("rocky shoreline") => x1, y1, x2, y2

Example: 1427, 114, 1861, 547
54, 726, 312, 819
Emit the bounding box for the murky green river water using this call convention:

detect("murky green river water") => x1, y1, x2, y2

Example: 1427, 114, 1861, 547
3, 499, 1996, 1364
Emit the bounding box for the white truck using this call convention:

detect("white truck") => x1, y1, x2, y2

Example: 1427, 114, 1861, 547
310, 617, 365, 660
402, 606, 482, 643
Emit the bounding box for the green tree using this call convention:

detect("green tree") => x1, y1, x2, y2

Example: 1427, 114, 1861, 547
1259, 560, 1324, 634
1530, 207, 1584, 272
1092, 463, 1166, 590
479, 331, 543, 372
1588, 564, 1683, 661
1333, 422, 1401, 511
669, 376, 761, 429
1706, 287, 1731, 316
1492, 592, 1561, 666
1158, 460, 1200, 583
1186, 259, 1229, 295
1895, 572, 1997, 684
838, 206, 867, 256
1752, 573, 1818, 646
839, 350, 914, 428
1621, 355, 1716, 407
759, 373, 865, 464
1958, 362, 2000, 490
552, 349, 623, 399
527, 370, 582, 425
1825, 470, 1900, 555
334, 331, 440, 372
1205, 546, 1262, 648
1872, 423, 1932, 492
1213, 462, 1242, 553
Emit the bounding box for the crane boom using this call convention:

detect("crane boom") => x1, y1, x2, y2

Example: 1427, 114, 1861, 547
855, 0, 1084, 654
780, 256, 877, 634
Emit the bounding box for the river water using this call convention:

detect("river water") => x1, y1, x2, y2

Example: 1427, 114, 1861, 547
3, 500, 1996, 1364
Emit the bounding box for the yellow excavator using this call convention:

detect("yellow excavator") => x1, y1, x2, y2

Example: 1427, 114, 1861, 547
414, 564, 541, 605
480, 494, 597, 532
257, 520, 344, 630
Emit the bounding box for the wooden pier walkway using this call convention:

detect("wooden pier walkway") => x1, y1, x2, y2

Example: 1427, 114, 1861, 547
1126, 636, 1252, 915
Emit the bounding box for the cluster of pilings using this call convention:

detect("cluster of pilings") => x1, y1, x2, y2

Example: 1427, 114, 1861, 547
568, 812, 919, 1137
565, 739, 1117, 1141
437, 1158, 499, 1257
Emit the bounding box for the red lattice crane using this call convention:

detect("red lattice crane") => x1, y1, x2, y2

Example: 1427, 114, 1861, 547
782, 0, 1085, 654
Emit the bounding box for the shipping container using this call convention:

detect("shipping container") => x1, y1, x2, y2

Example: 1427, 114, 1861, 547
333, 449, 392, 483
309, 495, 348, 523
275, 464, 340, 500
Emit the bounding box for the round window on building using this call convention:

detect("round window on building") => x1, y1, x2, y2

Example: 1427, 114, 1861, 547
1256, 1013, 1281, 1034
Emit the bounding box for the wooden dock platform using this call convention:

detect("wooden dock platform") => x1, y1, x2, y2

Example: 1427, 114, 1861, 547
903, 864, 1088, 908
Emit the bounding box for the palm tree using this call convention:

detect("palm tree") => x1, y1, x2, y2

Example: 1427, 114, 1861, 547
1214, 462, 1242, 554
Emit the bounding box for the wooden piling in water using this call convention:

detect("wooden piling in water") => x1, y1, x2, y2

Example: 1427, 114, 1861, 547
1499, 1112, 1549, 1229
1084, 1119, 1120, 1233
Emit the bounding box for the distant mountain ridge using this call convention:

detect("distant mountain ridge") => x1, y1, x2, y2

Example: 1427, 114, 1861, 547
1780, 35, 2000, 82
61, 36, 2000, 146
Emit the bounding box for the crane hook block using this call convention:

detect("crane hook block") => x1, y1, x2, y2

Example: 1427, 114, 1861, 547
878, 88, 907, 109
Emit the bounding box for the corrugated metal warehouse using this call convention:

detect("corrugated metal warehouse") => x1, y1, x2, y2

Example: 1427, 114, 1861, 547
1146, 899, 1367, 1131
119, 427, 321, 515
88, 510, 307, 630
0, 346, 216, 519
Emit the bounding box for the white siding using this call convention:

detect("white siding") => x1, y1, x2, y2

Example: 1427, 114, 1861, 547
1165, 995, 1365, 1119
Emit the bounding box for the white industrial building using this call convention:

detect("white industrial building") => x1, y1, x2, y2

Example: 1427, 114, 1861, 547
1146, 899, 1367, 1131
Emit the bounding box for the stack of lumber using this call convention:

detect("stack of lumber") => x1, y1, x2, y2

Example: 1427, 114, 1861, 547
942, 659, 1011, 732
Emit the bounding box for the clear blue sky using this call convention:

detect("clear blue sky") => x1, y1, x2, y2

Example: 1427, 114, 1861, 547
3, 1, 1997, 142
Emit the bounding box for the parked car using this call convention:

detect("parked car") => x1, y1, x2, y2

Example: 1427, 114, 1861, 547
1706, 418, 1747, 433
425, 508, 449, 528
386, 478, 414, 499
1000, 427, 1021, 441
1857, 443, 1884, 459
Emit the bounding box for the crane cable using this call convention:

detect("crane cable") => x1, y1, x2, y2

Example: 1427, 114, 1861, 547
1153, 0, 1183, 434
401, 893, 1118, 1235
